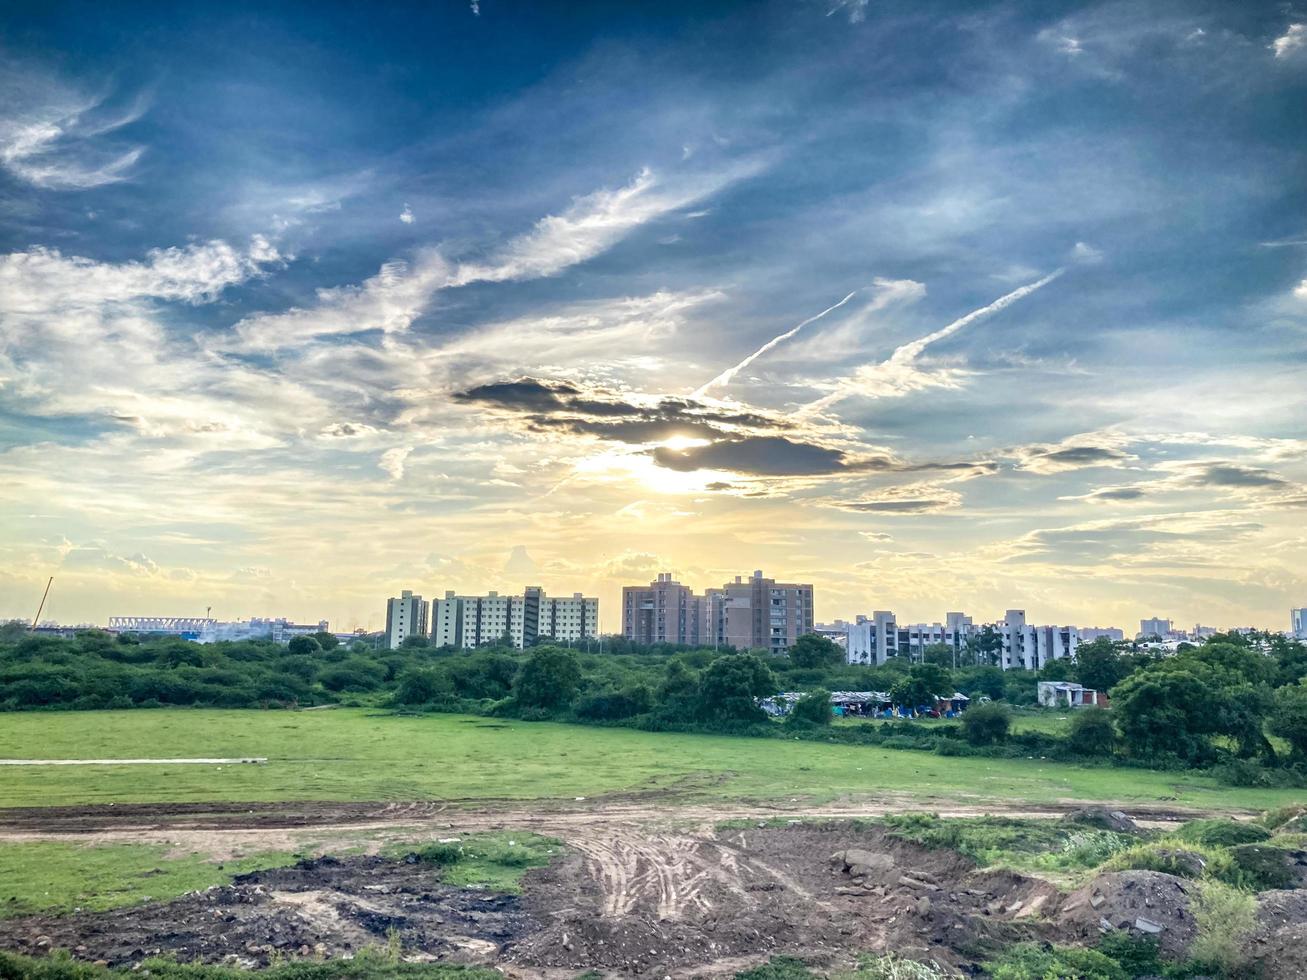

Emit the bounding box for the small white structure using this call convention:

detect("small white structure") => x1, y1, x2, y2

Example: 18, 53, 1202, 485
1037, 681, 1103, 708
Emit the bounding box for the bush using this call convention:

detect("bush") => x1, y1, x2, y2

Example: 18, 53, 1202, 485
1102, 840, 1234, 882
1227, 843, 1297, 890
1172, 818, 1271, 848
513, 647, 582, 712
961, 702, 1011, 745
983, 942, 1128, 980
1189, 880, 1257, 974
1066, 708, 1115, 757
786, 689, 833, 728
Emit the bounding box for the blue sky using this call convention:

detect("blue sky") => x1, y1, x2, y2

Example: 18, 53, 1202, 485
2, 0, 1305, 632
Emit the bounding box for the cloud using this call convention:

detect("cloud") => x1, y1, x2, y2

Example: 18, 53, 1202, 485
859, 531, 894, 541
1062, 485, 1150, 503
1178, 462, 1287, 489
228, 165, 759, 353
653, 435, 885, 476
1015, 439, 1134, 474
1071, 241, 1104, 263
802, 269, 1064, 416
0, 65, 147, 189
826, 0, 869, 24
378, 446, 412, 480
1271, 24, 1306, 59
399, 203, 415, 224
832, 485, 963, 514
504, 545, 538, 577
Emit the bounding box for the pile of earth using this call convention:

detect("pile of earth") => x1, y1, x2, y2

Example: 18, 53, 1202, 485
0, 855, 535, 969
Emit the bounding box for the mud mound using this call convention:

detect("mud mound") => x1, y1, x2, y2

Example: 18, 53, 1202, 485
507, 821, 1061, 975
1058, 871, 1196, 958
0, 855, 535, 969
1062, 807, 1141, 835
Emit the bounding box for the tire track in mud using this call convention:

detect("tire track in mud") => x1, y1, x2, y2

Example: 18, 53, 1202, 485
563, 829, 830, 922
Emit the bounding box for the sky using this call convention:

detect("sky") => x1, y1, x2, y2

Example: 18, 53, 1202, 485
1, 1, 1306, 634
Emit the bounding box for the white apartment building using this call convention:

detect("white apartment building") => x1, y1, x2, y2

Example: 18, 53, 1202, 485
841, 608, 1080, 670
433, 586, 598, 649
1139, 617, 1174, 640
385, 591, 428, 650
1292, 608, 1307, 641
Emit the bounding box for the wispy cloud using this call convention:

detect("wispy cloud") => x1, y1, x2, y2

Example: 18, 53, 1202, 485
0, 63, 147, 189
801, 269, 1064, 417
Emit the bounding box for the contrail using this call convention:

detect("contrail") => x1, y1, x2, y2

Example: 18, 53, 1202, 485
692, 290, 858, 398
800, 268, 1065, 417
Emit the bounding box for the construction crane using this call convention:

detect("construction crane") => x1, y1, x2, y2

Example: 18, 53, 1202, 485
30, 576, 53, 630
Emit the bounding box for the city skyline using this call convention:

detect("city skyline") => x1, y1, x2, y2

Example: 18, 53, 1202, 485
3, 2, 1307, 633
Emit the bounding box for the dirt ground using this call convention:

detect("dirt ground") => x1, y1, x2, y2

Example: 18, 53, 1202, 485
0, 798, 1291, 977
0, 814, 1099, 977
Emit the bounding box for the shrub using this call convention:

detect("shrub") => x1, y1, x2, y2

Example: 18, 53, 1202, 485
1066, 708, 1115, 757
1227, 842, 1296, 890
786, 689, 833, 728
983, 942, 1128, 980
1188, 880, 1257, 974
513, 647, 582, 712
961, 702, 1011, 745
1172, 818, 1271, 848
1102, 840, 1234, 882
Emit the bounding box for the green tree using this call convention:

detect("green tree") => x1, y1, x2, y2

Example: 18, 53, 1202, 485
698, 653, 776, 726
787, 633, 843, 669
921, 643, 956, 668
393, 668, 451, 705
286, 635, 321, 656
962, 701, 1011, 745
1073, 638, 1131, 692
311, 631, 339, 651
786, 688, 832, 727
399, 634, 431, 649
1270, 682, 1307, 759
966, 625, 1003, 667
513, 647, 582, 711
1066, 708, 1115, 757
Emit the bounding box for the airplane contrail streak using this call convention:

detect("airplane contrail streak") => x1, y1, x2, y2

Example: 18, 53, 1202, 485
800, 268, 1065, 417
692, 290, 858, 398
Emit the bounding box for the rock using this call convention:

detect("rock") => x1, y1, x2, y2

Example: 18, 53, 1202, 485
1063, 806, 1141, 835
916, 897, 932, 917
1135, 917, 1164, 934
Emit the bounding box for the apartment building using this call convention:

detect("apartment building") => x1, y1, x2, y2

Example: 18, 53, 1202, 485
384, 591, 428, 650
621, 573, 703, 645
705, 570, 814, 654
840, 607, 1080, 669
1295, 608, 1307, 641
432, 586, 598, 649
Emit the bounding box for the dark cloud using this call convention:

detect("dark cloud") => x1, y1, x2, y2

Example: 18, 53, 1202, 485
1084, 485, 1148, 501
452, 376, 793, 446
1020, 445, 1132, 473
1184, 463, 1287, 489
833, 486, 962, 514
654, 436, 888, 476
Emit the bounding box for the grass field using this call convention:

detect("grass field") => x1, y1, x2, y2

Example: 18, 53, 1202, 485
0, 842, 293, 917
1, 708, 1302, 813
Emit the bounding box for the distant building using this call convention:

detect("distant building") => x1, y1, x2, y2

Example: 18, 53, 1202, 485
622, 573, 703, 646
841, 607, 1078, 670
1139, 617, 1173, 640
704, 570, 814, 654
433, 587, 597, 649
1293, 608, 1307, 641
1077, 627, 1125, 642
1037, 681, 1109, 709
385, 591, 428, 649
107, 615, 329, 645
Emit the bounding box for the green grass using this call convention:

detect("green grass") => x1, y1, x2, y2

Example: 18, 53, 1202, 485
1, 709, 1303, 813
0, 842, 292, 918
384, 831, 560, 892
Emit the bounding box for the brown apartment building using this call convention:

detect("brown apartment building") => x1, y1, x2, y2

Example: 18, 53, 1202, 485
622, 570, 814, 653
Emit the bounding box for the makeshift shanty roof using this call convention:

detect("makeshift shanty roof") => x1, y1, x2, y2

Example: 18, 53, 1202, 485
828, 691, 891, 705
935, 691, 970, 701
1040, 681, 1090, 692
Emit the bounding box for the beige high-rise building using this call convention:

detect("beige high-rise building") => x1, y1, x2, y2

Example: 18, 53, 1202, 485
704, 570, 814, 654
622, 573, 703, 645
